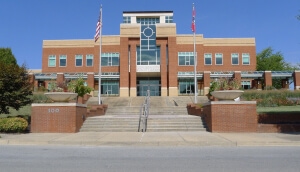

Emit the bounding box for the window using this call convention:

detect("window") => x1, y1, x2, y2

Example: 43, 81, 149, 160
101, 53, 119, 66
123, 16, 131, 23
75, 55, 83, 67
165, 16, 173, 23
241, 80, 251, 89
48, 55, 56, 67
178, 52, 195, 66
204, 53, 212, 65
137, 17, 160, 24
59, 55, 67, 67
137, 46, 160, 65
242, 53, 250, 65
86, 54, 93, 67
231, 53, 239, 65
215, 53, 223, 65
179, 79, 195, 95
101, 80, 119, 95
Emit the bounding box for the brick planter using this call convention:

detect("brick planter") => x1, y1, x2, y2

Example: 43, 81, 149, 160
202, 101, 257, 132
31, 103, 87, 133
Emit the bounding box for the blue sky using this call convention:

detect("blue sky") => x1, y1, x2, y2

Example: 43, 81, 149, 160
0, 0, 299, 69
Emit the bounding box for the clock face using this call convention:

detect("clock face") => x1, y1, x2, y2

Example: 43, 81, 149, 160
142, 26, 154, 38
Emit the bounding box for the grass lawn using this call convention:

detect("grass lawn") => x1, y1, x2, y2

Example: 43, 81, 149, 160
257, 105, 300, 113
0, 105, 31, 118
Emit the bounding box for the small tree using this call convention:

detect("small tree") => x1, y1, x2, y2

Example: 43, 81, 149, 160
68, 78, 92, 102
0, 62, 33, 114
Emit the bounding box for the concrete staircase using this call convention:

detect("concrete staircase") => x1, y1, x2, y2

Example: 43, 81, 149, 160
80, 96, 208, 132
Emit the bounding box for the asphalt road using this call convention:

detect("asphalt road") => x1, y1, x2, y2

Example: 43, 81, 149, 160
1, 145, 300, 172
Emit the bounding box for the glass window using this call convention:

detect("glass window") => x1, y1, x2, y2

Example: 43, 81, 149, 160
101, 53, 119, 66
178, 52, 195, 66
231, 53, 239, 65
165, 16, 173, 23
48, 55, 56, 67
137, 17, 160, 24
137, 46, 160, 65
204, 53, 212, 65
59, 55, 66, 67
86, 54, 93, 67
179, 80, 195, 94
123, 16, 131, 23
241, 80, 251, 89
215, 53, 223, 65
101, 80, 119, 95
75, 55, 83, 67
242, 53, 250, 65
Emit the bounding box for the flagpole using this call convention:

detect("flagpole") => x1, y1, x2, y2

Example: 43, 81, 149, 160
98, 5, 102, 105
192, 3, 197, 104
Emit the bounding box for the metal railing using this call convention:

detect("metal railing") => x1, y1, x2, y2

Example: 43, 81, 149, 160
138, 90, 150, 132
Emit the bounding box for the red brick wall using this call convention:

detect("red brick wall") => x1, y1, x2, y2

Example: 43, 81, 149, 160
264, 71, 272, 88
31, 104, 86, 133
294, 71, 300, 89
258, 113, 300, 124
168, 36, 178, 87
257, 124, 300, 133
119, 37, 129, 89
202, 102, 257, 132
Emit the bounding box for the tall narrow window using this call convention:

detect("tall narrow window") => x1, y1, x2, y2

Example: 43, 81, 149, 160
204, 53, 212, 65
59, 55, 67, 67
242, 53, 250, 65
75, 55, 83, 67
215, 53, 223, 65
231, 53, 239, 65
48, 55, 56, 67
86, 54, 93, 67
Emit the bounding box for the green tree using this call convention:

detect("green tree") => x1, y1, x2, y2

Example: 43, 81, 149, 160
256, 47, 296, 89
0, 48, 17, 65
0, 62, 32, 114
256, 47, 291, 71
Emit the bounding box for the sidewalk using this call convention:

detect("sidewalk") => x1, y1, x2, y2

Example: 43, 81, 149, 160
1, 132, 300, 147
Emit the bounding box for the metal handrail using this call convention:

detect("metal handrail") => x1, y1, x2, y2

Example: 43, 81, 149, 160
138, 90, 150, 132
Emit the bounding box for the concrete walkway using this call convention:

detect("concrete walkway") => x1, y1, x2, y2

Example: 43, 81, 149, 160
1, 132, 300, 147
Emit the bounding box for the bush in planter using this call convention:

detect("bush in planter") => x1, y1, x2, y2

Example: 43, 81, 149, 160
0, 117, 28, 133
67, 78, 93, 102
208, 78, 241, 96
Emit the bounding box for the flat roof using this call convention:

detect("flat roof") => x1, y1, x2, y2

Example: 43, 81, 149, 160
123, 11, 173, 14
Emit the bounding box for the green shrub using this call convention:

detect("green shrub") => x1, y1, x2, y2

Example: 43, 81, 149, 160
241, 90, 300, 107
32, 92, 50, 103
0, 117, 28, 133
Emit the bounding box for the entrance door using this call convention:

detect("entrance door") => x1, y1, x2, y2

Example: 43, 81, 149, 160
137, 77, 161, 96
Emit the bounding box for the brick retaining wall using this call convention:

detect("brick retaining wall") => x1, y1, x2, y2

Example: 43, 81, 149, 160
31, 103, 86, 133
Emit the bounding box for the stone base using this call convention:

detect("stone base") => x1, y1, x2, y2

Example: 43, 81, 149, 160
31, 103, 87, 133
202, 101, 257, 132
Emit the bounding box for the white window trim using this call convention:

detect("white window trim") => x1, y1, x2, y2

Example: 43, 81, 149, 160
48, 55, 56, 67
215, 53, 223, 65
242, 53, 250, 65
231, 53, 239, 65
204, 53, 212, 65
59, 55, 67, 67
75, 55, 83, 67
86, 54, 94, 67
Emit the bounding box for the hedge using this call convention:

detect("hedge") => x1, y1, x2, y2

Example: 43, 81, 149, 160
0, 117, 28, 133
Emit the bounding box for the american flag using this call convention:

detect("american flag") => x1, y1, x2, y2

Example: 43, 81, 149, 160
94, 6, 102, 42
191, 3, 195, 33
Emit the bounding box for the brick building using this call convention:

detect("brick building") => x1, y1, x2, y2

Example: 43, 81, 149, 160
30, 11, 299, 97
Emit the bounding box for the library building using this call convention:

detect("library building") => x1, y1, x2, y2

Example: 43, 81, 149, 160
29, 11, 300, 97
